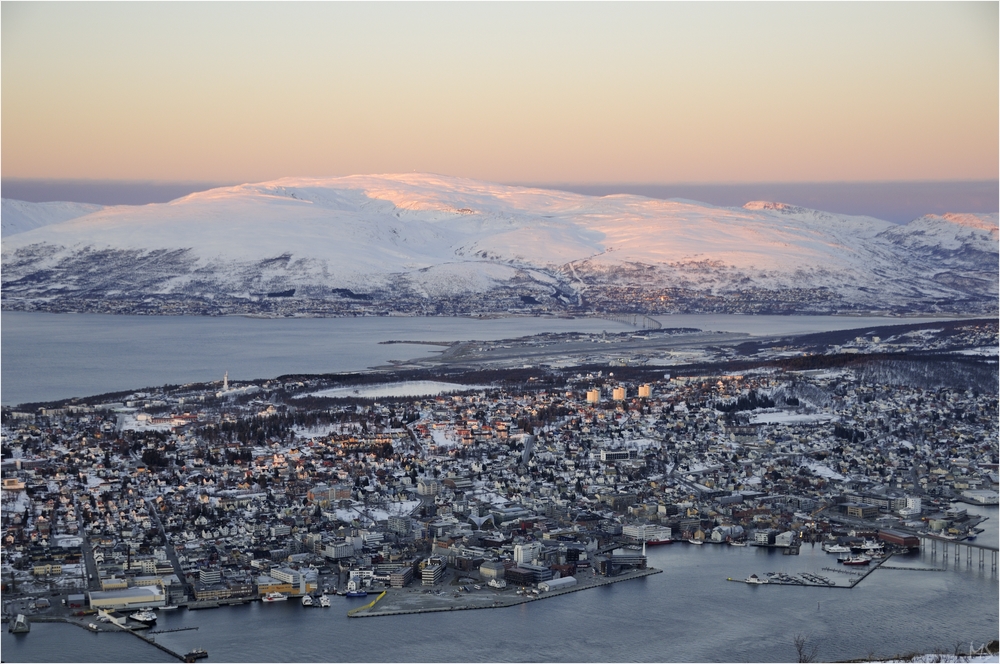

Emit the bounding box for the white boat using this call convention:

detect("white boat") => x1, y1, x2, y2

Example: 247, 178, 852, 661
687, 539, 704, 545
319, 594, 331, 608
745, 574, 768, 585
128, 610, 157, 624
262, 592, 288, 602
729, 541, 748, 547
301, 594, 314, 607
824, 544, 852, 553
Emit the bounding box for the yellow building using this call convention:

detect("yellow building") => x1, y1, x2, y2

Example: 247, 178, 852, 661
88, 586, 165, 610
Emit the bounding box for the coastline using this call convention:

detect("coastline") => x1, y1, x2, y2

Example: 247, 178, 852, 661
349, 567, 662, 618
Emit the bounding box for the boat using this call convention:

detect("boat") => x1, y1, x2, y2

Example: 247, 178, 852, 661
159, 605, 180, 611
8, 614, 30, 634
745, 574, 768, 585
687, 539, 704, 545
345, 590, 368, 598
301, 594, 314, 607
729, 541, 747, 547
319, 594, 331, 608
128, 610, 157, 624
262, 592, 288, 602
823, 544, 852, 554
840, 555, 871, 566
183, 648, 209, 662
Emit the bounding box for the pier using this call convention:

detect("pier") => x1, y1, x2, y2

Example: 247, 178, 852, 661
733, 555, 890, 589
113, 622, 187, 661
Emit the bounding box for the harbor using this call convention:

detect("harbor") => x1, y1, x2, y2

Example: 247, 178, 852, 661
348, 567, 662, 618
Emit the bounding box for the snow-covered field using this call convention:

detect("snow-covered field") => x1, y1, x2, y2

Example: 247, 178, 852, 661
749, 411, 835, 425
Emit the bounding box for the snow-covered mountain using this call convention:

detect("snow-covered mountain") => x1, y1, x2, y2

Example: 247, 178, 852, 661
1, 199, 105, 237
2, 174, 996, 316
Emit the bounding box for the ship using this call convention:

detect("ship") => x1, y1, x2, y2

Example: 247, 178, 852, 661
687, 539, 704, 545
8, 614, 30, 633
301, 594, 314, 607
262, 592, 288, 602
840, 555, 871, 566
729, 541, 748, 547
823, 543, 852, 554
183, 648, 209, 662
745, 574, 768, 585
128, 610, 157, 625
344, 590, 368, 598
319, 594, 331, 608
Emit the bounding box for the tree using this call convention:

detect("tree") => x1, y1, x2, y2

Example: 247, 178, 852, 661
793, 634, 818, 663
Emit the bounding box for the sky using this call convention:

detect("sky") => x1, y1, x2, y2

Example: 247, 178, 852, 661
2, 2, 997, 186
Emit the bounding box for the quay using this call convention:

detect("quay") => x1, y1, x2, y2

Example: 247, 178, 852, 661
349, 567, 661, 618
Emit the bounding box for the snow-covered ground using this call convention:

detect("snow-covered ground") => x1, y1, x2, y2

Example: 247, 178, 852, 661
749, 411, 835, 425
328, 499, 421, 524
1, 198, 104, 236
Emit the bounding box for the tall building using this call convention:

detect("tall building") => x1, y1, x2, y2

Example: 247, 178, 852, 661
586, 389, 600, 404
613, 386, 626, 401
638, 384, 652, 398
514, 542, 542, 566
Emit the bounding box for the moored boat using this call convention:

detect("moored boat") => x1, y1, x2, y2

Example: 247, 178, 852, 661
301, 594, 314, 607
262, 592, 288, 602
745, 574, 768, 585
823, 544, 852, 554
128, 610, 157, 624
345, 590, 368, 598
840, 555, 871, 566
687, 539, 704, 545
319, 594, 331, 608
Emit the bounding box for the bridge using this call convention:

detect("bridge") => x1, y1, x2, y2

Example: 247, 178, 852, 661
911, 531, 998, 571
597, 314, 662, 330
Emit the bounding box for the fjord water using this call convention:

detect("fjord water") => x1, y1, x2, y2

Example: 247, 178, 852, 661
0, 312, 959, 406
3, 506, 997, 662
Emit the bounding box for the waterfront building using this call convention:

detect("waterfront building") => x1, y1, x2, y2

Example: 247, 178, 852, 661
389, 566, 414, 588
88, 586, 166, 611
538, 576, 577, 592
421, 563, 445, 586
479, 560, 506, 582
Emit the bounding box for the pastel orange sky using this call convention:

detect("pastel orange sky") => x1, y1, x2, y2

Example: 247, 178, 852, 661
2, 2, 997, 184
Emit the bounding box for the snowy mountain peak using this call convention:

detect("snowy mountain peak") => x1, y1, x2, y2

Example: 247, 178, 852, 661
2, 175, 996, 317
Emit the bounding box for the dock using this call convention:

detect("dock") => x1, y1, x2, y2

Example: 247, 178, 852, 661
349, 567, 661, 618
731, 555, 891, 589
113, 621, 204, 662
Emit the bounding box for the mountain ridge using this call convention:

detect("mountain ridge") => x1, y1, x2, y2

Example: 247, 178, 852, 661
2, 174, 996, 317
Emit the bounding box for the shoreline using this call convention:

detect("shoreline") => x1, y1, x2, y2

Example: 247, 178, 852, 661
349, 567, 662, 618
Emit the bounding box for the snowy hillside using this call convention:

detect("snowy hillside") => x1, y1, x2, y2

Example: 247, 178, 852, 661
2, 174, 996, 316
1, 199, 104, 237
